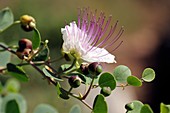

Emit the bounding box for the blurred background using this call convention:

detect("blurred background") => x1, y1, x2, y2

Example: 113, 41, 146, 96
0, 0, 170, 113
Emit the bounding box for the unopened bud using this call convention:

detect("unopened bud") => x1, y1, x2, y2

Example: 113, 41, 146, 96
100, 87, 111, 97
20, 15, 36, 32
16, 48, 32, 59
18, 38, 32, 50
80, 63, 89, 75
68, 76, 82, 88
125, 102, 134, 111
88, 62, 103, 77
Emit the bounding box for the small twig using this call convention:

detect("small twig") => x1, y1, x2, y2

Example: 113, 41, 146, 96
82, 77, 95, 100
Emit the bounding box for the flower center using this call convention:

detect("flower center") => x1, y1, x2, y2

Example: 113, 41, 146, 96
70, 49, 81, 60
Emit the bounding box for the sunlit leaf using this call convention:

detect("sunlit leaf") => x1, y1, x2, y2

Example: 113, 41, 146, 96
5, 100, 20, 113
7, 63, 29, 82
160, 103, 170, 113
69, 104, 81, 113
0, 7, 14, 33
92, 94, 107, 113
33, 103, 58, 113
113, 65, 131, 83
142, 68, 155, 82
99, 72, 116, 90
32, 28, 41, 50
56, 82, 61, 98
127, 76, 142, 87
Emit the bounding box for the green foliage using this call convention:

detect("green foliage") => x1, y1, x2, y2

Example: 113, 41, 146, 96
0, 7, 14, 33
5, 100, 20, 113
0, 43, 11, 67
32, 28, 41, 50
98, 72, 116, 90
32, 42, 50, 61
160, 103, 170, 113
141, 104, 154, 113
92, 94, 107, 113
142, 68, 155, 82
33, 104, 58, 113
42, 68, 63, 81
5, 78, 20, 93
125, 100, 144, 113
1, 93, 27, 113
113, 65, 131, 83
6, 63, 29, 82
127, 76, 142, 87
69, 105, 81, 113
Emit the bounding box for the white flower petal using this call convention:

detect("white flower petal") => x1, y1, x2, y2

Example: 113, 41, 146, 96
82, 47, 116, 63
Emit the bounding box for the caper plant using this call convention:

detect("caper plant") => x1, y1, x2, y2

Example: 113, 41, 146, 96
0, 7, 168, 113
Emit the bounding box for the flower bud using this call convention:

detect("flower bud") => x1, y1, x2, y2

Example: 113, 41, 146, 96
80, 63, 89, 75
100, 87, 111, 97
18, 38, 32, 50
16, 48, 32, 59
88, 62, 103, 77
68, 76, 82, 88
125, 102, 134, 111
20, 15, 36, 32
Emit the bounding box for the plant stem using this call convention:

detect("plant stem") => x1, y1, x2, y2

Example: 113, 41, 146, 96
29, 61, 57, 85
81, 100, 93, 110
0, 20, 20, 33
82, 77, 95, 100
0, 44, 16, 54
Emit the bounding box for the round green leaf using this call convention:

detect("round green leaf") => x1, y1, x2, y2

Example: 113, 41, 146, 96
33, 103, 58, 113
113, 65, 131, 83
5, 100, 20, 113
0, 7, 14, 33
93, 94, 108, 113
142, 68, 155, 82
125, 100, 144, 113
99, 72, 116, 90
5, 78, 20, 93
7, 63, 29, 82
127, 76, 142, 87
140, 104, 153, 113
69, 104, 81, 113
32, 28, 41, 50
1, 93, 27, 113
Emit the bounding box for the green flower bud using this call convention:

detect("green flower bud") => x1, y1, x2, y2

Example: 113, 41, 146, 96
80, 63, 89, 75
88, 62, 103, 77
125, 102, 134, 111
100, 87, 111, 97
20, 15, 36, 32
68, 76, 82, 88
